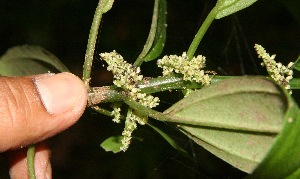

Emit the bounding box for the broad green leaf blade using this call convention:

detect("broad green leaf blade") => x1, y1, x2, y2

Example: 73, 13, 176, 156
134, 0, 167, 66
249, 99, 300, 178
0, 45, 68, 76
100, 135, 123, 153
164, 77, 286, 133
215, 0, 257, 19
179, 125, 275, 173
162, 76, 300, 175
147, 122, 191, 159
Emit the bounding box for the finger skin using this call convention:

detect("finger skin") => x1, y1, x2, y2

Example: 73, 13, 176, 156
7, 142, 52, 179
1, 72, 87, 179
0, 73, 87, 152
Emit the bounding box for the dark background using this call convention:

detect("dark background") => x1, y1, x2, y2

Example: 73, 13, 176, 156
0, 0, 299, 178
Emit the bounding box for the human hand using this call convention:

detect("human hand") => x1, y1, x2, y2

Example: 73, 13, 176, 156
0, 72, 87, 178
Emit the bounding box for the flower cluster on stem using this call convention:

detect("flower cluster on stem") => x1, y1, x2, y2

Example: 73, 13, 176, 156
100, 51, 159, 151
120, 109, 147, 151
157, 52, 214, 86
254, 44, 294, 94
111, 103, 122, 123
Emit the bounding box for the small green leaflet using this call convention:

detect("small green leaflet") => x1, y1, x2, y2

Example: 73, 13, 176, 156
134, 0, 167, 66
143, 0, 167, 62
100, 136, 123, 153
215, 0, 257, 19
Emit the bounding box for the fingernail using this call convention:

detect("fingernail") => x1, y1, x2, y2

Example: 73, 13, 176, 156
34, 72, 87, 114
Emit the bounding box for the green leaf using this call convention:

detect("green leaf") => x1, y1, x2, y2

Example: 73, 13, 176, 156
134, 0, 167, 66
179, 126, 273, 173
292, 54, 300, 72
99, 0, 114, 13
143, 0, 167, 62
163, 77, 288, 173
215, 0, 257, 19
164, 77, 286, 133
249, 98, 300, 178
147, 122, 191, 159
100, 136, 123, 153
0, 45, 68, 76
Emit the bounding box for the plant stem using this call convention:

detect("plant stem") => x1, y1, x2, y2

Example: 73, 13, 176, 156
83, 1, 105, 88
89, 74, 300, 119
186, 6, 218, 59
138, 75, 300, 93
90, 75, 300, 121
89, 76, 300, 106
88, 75, 229, 104
89, 86, 124, 104
137, 74, 232, 94
92, 105, 126, 120
124, 97, 172, 122
27, 145, 36, 179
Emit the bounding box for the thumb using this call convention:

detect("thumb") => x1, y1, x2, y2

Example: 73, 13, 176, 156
0, 72, 87, 152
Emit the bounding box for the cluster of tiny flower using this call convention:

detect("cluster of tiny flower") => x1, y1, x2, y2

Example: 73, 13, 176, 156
254, 44, 294, 93
157, 52, 213, 85
111, 105, 121, 123
100, 51, 160, 108
100, 51, 160, 151
100, 51, 143, 90
120, 109, 147, 151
